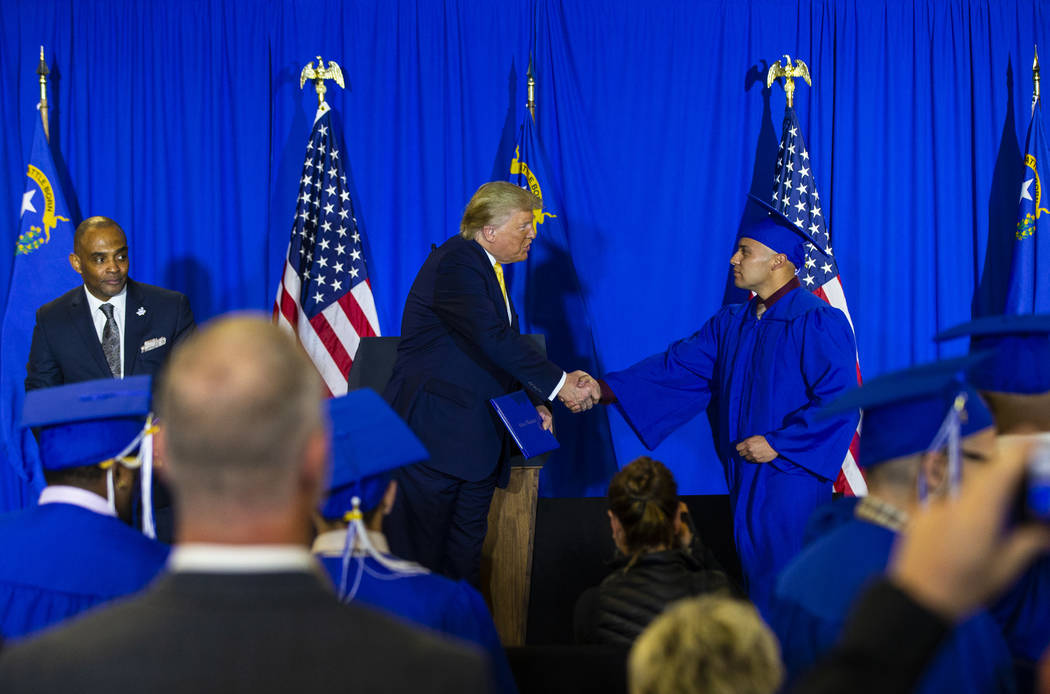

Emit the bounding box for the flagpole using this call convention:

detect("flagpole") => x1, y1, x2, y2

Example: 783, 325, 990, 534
526, 55, 536, 122
1033, 46, 1041, 118
36, 46, 49, 142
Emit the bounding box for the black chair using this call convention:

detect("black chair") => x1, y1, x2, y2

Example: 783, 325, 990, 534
506, 644, 629, 694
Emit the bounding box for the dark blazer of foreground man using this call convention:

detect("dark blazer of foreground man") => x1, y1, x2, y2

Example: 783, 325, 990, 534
0, 317, 489, 694
25, 216, 194, 391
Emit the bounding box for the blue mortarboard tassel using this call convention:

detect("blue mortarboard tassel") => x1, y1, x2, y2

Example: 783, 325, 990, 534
921, 392, 968, 501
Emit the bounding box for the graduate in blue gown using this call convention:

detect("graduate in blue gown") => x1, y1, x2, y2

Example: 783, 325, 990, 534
0, 377, 169, 641
936, 314, 1050, 679
770, 358, 1018, 693
311, 390, 517, 694
597, 196, 859, 610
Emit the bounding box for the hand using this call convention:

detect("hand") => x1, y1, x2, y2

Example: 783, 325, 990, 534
536, 404, 553, 432
889, 440, 1050, 620
558, 370, 599, 413
735, 435, 778, 463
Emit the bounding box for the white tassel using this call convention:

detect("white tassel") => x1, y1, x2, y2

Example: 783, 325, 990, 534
139, 415, 156, 539
105, 465, 117, 516
336, 495, 428, 603
923, 393, 966, 502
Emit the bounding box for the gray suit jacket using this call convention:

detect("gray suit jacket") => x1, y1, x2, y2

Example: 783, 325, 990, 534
0, 570, 491, 694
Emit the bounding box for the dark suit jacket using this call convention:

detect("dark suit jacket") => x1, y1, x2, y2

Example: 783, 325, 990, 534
385, 235, 563, 485
0, 570, 490, 694
25, 278, 195, 391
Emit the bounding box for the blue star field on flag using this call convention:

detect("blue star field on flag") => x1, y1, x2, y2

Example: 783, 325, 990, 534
773, 107, 838, 291
274, 106, 380, 397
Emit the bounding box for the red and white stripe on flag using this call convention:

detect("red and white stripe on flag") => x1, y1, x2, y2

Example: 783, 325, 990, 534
773, 105, 866, 496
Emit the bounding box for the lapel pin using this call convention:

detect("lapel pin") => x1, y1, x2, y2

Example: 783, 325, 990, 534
136, 307, 146, 316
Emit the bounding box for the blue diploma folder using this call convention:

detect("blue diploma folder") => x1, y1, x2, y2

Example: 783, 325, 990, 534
490, 390, 560, 460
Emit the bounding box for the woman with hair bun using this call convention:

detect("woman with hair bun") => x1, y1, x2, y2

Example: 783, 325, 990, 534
573, 456, 732, 645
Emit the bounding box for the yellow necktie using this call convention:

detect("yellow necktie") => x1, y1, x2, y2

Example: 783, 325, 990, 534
493, 262, 510, 316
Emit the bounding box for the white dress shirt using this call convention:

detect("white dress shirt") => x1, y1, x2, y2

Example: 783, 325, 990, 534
38, 485, 115, 517
169, 544, 318, 574
84, 285, 127, 377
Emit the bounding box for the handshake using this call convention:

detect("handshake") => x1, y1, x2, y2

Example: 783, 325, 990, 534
557, 370, 602, 413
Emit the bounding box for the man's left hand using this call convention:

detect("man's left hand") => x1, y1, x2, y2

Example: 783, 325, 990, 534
736, 435, 777, 463
536, 405, 553, 432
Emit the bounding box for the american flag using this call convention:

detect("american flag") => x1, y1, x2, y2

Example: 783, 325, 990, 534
273, 106, 380, 396
772, 106, 866, 496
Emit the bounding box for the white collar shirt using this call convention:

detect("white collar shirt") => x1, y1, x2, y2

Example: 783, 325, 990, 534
168, 544, 318, 574
84, 284, 128, 377
38, 485, 115, 517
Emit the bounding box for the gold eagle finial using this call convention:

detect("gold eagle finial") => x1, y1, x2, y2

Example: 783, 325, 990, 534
766, 55, 812, 108
300, 56, 345, 109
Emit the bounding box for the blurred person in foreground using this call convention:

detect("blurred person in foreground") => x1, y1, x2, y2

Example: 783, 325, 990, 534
771, 357, 1013, 693
0, 315, 488, 694
793, 438, 1050, 694
574, 456, 730, 645
628, 595, 783, 694
0, 377, 167, 641
312, 389, 516, 693
936, 313, 1050, 685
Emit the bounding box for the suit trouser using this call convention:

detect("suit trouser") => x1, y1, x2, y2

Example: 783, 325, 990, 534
386, 462, 498, 587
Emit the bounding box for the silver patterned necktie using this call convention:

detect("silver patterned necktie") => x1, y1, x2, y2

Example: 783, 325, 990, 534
99, 303, 121, 377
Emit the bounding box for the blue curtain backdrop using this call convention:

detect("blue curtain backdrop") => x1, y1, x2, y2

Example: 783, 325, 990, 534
1, 0, 1046, 498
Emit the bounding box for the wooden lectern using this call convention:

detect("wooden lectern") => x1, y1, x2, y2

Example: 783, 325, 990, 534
348, 335, 549, 646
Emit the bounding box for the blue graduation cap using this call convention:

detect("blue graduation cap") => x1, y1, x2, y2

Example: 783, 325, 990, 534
822, 355, 995, 468
935, 313, 1050, 394
21, 376, 152, 471
741, 193, 828, 268
320, 388, 429, 520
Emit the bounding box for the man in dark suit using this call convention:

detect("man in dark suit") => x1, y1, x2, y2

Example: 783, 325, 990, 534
25, 215, 195, 391
0, 316, 489, 694
384, 181, 597, 585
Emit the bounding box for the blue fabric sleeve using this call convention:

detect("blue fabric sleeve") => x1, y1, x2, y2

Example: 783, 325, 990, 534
602, 313, 721, 450
764, 306, 860, 481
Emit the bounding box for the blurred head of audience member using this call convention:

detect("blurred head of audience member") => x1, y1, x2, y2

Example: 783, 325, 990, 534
935, 314, 1050, 435
823, 356, 998, 516
154, 314, 327, 545
628, 595, 784, 694
573, 456, 729, 645
607, 456, 687, 562
26, 376, 155, 524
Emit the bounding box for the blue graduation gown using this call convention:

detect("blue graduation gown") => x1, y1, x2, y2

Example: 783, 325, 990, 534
770, 517, 1016, 693
990, 556, 1050, 664
603, 287, 859, 609
0, 503, 169, 640
318, 554, 518, 694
